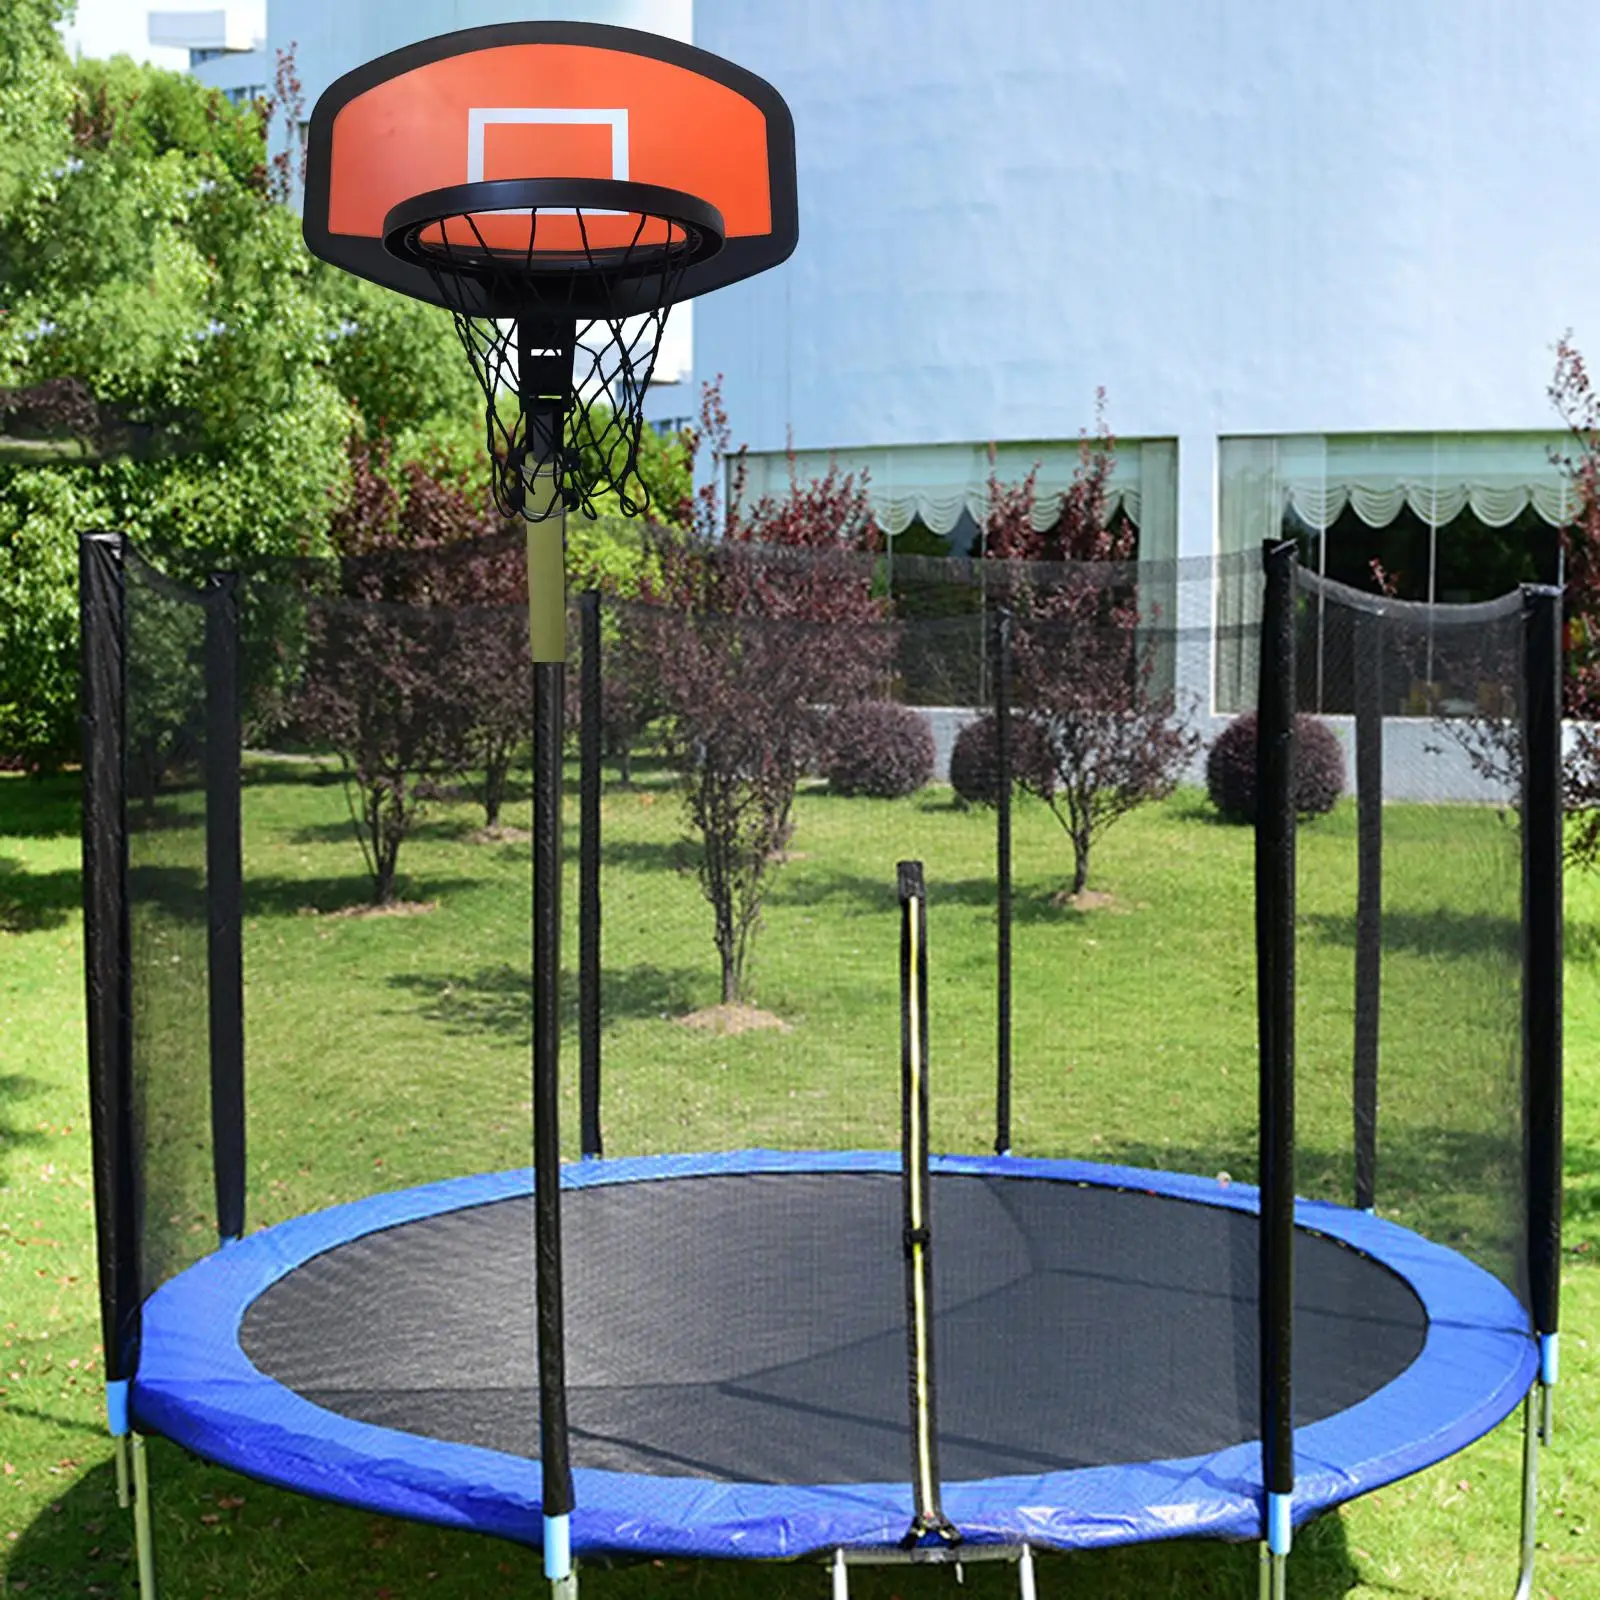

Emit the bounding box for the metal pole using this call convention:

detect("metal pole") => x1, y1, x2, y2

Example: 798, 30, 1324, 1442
79, 531, 145, 1538
578, 588, 604, 1159
131, 1433, 157, 1598
831, 1547, 849, 1600
518, 316, 576, 1595
1512, 1390, 1540, 1600
1351, 607, 1383, 1211
1512, 582, 1564, 1600
897, 861, 959, 1551
1256, 541, 1298, 1581
1017, 1543, 1037, 1600
1522, 584, 1564, 1362
993, 608, 1013, 1155
204, 571, 246, 1243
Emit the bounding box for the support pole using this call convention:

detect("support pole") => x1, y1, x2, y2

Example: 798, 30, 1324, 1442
1512, 1389, 1540, 1600
993, 608, 1014, 1155
204, 570, 246, 1243
897, 861, 960, 1551
131, 1433, 157, 1599
1017, 1543, 1037, 1600
80, 532, 145, 1545
1256, 541, 1298, 1583
518, 316, 576, 1593
578, 588, 604, 1159
1351, 607, 1383, 1211
1513, 582, 1564, 1600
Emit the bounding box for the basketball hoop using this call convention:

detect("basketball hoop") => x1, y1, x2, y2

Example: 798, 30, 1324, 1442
382, 178, 724, 524
300, 26, 797, 1593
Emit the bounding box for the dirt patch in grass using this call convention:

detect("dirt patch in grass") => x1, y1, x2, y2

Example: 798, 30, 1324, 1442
677, 1003, 792, 1035
301, 899, 440, 921
1053, 887, 1124, 912
466, 824, 532, 845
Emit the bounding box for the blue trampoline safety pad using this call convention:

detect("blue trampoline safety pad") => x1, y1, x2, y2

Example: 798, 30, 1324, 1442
133, 1150, 1535, 1558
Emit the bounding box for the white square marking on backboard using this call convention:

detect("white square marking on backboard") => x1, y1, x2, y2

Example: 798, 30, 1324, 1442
467, 108, 629, 185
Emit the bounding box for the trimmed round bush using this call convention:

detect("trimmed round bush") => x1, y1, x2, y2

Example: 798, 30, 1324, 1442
1206, 711, 1346, 823
823, 701, 936, 798
948, 712, 1054, 807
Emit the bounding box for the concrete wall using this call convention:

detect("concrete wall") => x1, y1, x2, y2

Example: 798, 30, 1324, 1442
693, 0, 1600, 559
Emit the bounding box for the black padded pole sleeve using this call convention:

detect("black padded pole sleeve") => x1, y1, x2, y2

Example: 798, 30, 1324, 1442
578, 589, 603, 1159
993, 608, 1014, 1155
1521, 585, 1564, 1338
1352, 607, 1383, 1211
80, 531, 140, 1380
204, 571, 246, 1242
533, 659, 573, 1517
1256, 540, 1297, 1503
898, 861, 959, 1548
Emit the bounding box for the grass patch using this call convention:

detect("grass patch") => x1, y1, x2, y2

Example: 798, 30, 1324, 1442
2, 761, 1596, 1598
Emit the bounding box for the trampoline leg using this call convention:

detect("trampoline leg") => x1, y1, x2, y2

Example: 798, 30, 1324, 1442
1258, 1542, 1286, 1600
112, 1433, 131, 1510
1512, 1386, 1542, 1600
1017, 1542, 1037, 1600
549, 1572, 578, 1600
831, 1547, 849, 1600
131, 1433, 157, 1599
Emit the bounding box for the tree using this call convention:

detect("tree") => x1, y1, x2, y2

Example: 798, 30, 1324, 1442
290, 437, 481, 903
984, 397, 1198, 897
0, 1, 73, 229
398, 452, 531, 829
1545, 336, 1600, 865
0, 43, 475, 769
635, 379, 892, 1006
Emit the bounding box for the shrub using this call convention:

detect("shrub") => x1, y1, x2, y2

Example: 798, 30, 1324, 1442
823, 701, 935, 798
948, 712, 1053, 807
1206, 711, 1346, 823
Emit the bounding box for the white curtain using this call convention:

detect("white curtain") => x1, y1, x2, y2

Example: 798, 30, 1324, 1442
1215, 432, 1580, 711
736, 438, 1178, 547
1276, 433, 1581, 531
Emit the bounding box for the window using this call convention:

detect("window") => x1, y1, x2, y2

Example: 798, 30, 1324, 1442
1216, 433, 1577, 713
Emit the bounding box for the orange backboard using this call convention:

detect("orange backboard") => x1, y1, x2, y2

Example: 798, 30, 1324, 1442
303, 22, 797, 314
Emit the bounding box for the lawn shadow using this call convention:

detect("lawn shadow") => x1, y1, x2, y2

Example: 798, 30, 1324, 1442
1565, 918, 1600, 967
0, 1073, 51, 1183
3, 1441, 551, 1599
1562, 1139, 1600, 1258
243, 873, 480, 919
242, 754, 345, 787
772, 862, 1124, 927
0, 770, 80, 838
0, 857, 82, 934
597, 836, 699, 876
388, 960, 704, 1043
1301, 906, 1519, 963
0, 1370, 1370, 1600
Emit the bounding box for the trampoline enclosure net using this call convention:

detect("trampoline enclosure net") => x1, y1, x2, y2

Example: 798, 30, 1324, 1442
112, 533, 1534, 1408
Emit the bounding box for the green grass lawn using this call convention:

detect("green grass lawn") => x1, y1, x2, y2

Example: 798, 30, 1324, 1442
2, 760, 1596, 1598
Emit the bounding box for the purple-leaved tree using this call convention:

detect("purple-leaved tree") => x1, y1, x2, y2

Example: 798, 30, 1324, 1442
983, 396, 1198, 897
629, 379, 893, 1006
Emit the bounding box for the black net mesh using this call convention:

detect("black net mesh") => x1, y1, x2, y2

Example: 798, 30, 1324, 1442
400, 203, 707, 520
123, 548, 217, 1294
1292, 571, 1529, 1300
109, 535, 1539, 1516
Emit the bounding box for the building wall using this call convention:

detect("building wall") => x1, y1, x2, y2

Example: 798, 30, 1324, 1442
692, 0, 1600, 557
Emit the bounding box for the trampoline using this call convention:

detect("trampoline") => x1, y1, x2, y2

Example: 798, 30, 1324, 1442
80, 523, 1567, 1599
132, 1151, 1536, 1559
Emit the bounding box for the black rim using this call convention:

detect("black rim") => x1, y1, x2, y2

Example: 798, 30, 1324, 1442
382, 179, 725, 285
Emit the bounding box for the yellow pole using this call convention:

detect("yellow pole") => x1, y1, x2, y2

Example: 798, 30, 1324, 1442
525, 463, 567, 662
